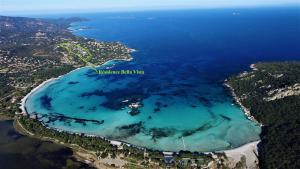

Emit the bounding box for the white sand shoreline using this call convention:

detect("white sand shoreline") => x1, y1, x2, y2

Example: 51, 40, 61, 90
221, 63, 262, 168
19, 57, 133, 116
222, 141, 260, 168
222, 140, 259, 155
20, 85, 262, 154
19, 61, 262, 169
19, 66, 85, 116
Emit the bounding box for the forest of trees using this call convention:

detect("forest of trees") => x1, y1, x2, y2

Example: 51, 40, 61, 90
18, 116, 167, 167
228, 62, 300, 169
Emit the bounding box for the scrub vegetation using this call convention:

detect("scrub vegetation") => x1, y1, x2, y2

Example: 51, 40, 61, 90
228, 62, 300, 169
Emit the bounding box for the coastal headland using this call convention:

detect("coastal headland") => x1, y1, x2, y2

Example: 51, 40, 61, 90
226, 62, 300, 169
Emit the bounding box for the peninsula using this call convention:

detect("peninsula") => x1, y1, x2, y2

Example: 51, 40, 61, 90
226, 62, 300, 169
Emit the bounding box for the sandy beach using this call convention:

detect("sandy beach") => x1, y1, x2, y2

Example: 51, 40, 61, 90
19, 66, 82, 116
19, 57, 133, 116
220, 64, 262, 168
18, 60, 263, 168
223, 141, 260, 169
20, 78, 57, 116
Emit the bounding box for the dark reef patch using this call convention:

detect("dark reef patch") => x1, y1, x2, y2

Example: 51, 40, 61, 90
88, 106, 96, 111
148, 128, 176, 141
207, 109, 216, 118
197, 96, 213, 107
153, 101, 168, 113
181, 123, 212, 137
219, 115, 231, 121
44, 113, 104, 126
99, 88, 148, 110
80, 90, 104, 97
119, 121, 143, 130
67, 81, 79, 85
84, 70, 99, 78
128, 108, 141, 116
155, 101, 162, 107
117, 121, 144, 138
101, 100, 127, 110
40, 95, 52, 110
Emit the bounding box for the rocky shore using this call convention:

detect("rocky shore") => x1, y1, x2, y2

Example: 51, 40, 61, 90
224, 82, 260, 125
224, 64, 262, 126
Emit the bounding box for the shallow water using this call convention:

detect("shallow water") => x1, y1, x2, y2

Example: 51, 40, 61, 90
26, 8, 300, 152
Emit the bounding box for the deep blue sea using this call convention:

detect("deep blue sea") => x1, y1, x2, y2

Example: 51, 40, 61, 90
26, 7, 300, 152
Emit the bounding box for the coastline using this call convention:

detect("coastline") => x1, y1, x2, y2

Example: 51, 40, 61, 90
20, 77, 57, 116
20, 21, 135, 127
12, 117, 110, 169
17, 20, 262, 166
222, 141, 260, 169
19, 57, 133, 116
19, 58, 262, 149
224, 64, 262, 126
221, 63, 262, 168
17, 57, 135, 169
224, 82, 260, 124
19, 62, 262, 152
15, 59, 263, 168
19, 65, 83, 116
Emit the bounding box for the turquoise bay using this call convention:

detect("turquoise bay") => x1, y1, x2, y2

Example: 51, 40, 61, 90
25, 8, 300, 152
25, 63, 261, 152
